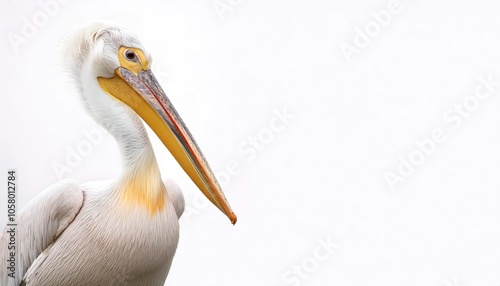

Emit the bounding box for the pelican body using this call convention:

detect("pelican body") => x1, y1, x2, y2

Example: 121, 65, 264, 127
0, 23, 236, 286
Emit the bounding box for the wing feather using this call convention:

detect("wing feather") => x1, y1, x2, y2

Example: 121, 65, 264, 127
0, 179, 84, 286
164, 179, 184, 219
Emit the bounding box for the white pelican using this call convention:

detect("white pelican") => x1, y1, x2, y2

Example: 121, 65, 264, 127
0, 23, 237, 286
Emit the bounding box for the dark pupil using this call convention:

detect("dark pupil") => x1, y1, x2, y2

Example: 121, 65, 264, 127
126, 51, 135, 60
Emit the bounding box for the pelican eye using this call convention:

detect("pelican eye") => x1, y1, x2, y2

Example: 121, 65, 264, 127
124, 49, 139, 62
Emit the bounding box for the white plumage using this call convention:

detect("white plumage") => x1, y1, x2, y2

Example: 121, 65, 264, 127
0, 23, 235, 286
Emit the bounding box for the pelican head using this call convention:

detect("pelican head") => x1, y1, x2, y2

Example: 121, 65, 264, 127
63, 23, 236, 224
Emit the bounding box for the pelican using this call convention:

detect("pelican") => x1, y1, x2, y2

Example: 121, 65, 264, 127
0, 23, 237, 286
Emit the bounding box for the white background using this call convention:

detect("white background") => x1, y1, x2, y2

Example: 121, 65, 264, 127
2, 0, 500, 285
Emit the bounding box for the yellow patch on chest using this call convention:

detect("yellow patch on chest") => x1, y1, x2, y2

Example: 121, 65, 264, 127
121, 183, 165, 215
119, 157, 166, 215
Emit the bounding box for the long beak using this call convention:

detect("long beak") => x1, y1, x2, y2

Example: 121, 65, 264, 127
98, 68, 237, 224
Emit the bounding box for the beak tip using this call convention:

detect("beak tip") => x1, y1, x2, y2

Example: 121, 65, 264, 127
230, 213, 237, 225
